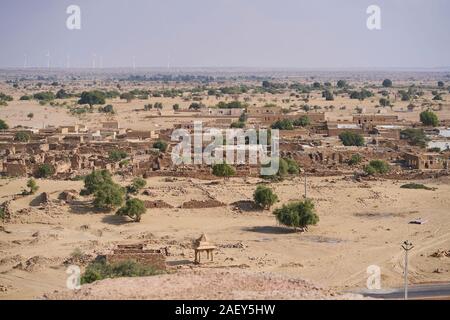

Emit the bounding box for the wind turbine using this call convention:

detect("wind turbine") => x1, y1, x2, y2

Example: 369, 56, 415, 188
99, 56, 103, 69
66, 54, 71, 68
132, 55, 136, 70
92, 53, 97, 69
23, 54, 27, 68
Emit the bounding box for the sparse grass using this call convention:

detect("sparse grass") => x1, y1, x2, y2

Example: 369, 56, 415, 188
71, 248, 83, 260
400, 183, 435, 191
81, 259, 165, 284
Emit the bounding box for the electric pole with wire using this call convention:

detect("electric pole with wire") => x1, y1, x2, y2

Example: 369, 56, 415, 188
401, 240, 414, 300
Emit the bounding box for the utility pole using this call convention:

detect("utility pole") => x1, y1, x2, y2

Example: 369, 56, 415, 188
401, 240, 414, 300
304, 171, 307, 199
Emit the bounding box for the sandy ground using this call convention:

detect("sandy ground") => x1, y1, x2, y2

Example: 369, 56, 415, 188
0, 175, 449, 299
44, 269, 360, 300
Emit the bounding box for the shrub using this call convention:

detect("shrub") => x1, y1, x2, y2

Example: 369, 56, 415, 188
14, 131, 31, 142
36, 163, 55, 178
337, 80, 347, 88
253, 185, 278, 209
33, 91, 55, 101
109, 150, 128, 162
348, 154, 362, 166
420, 110, 439, 127
153, 140, 168, 152
0, 119, 9, 130
172, 104, 180, 111
56, 89, 71, 99
81, 259, 163, 284
212, 163, 236, 178
322, 90, 334, 101
271, 119, 294, 130
99, 104, 115, 114
273, 200, 319, 231
230, 121, 245, 128
82, 170, 114, 195
339, 131, 364, 146
120, 92, 135, 103
293, 116, 310, 127
261, 157, 298, 181
127, 177, 147, 194
26, 178, 39, 195
93, 183, 125, 210
364, 160, 390, 175
379, 98, 391, 107
116, 198, 147, 222
400, 183, 433, 191
20, 95, 31, 101
364, 165, 376, 175
401, 128, 429, 148
284, 158, 300, 174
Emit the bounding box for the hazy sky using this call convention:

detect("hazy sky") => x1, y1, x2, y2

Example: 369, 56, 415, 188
0, 0, 449, 69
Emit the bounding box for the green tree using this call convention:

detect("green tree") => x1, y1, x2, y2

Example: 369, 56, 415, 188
127, 177, 147, 194
437, 81, 444, 88
116, 198, 147, 222
172, 104, 180, 111
271, 119, 294, 130
82, 170, 114, 195
339, 131, 365, 146
253, 185, 278, 209
93, 183, 125, 210
36, 163, 55, 178
14, 131, 31, 142
0, 119, 9, 130
400, 128, 429, 148
78, 91, 106, 107
273, 200, 319, 231
337, 80, 347, 88
322, 90, 334, 101
27, 113, 34, 120
153, 140, 168, 152
382, 79, 393, 88
212, 163, 236, 178
420, 110, 439, 127
120, 92, 135, 103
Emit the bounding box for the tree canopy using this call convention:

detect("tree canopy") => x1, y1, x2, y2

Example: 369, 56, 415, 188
116, 198, 147, 222
420, 110, 439, 127
212, 163, 236, 177
253, 185, 278, 210
382, 79, 393, 88
339, 131, 365, 146
78, 91, 106, 106
273, 200, 319, 230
